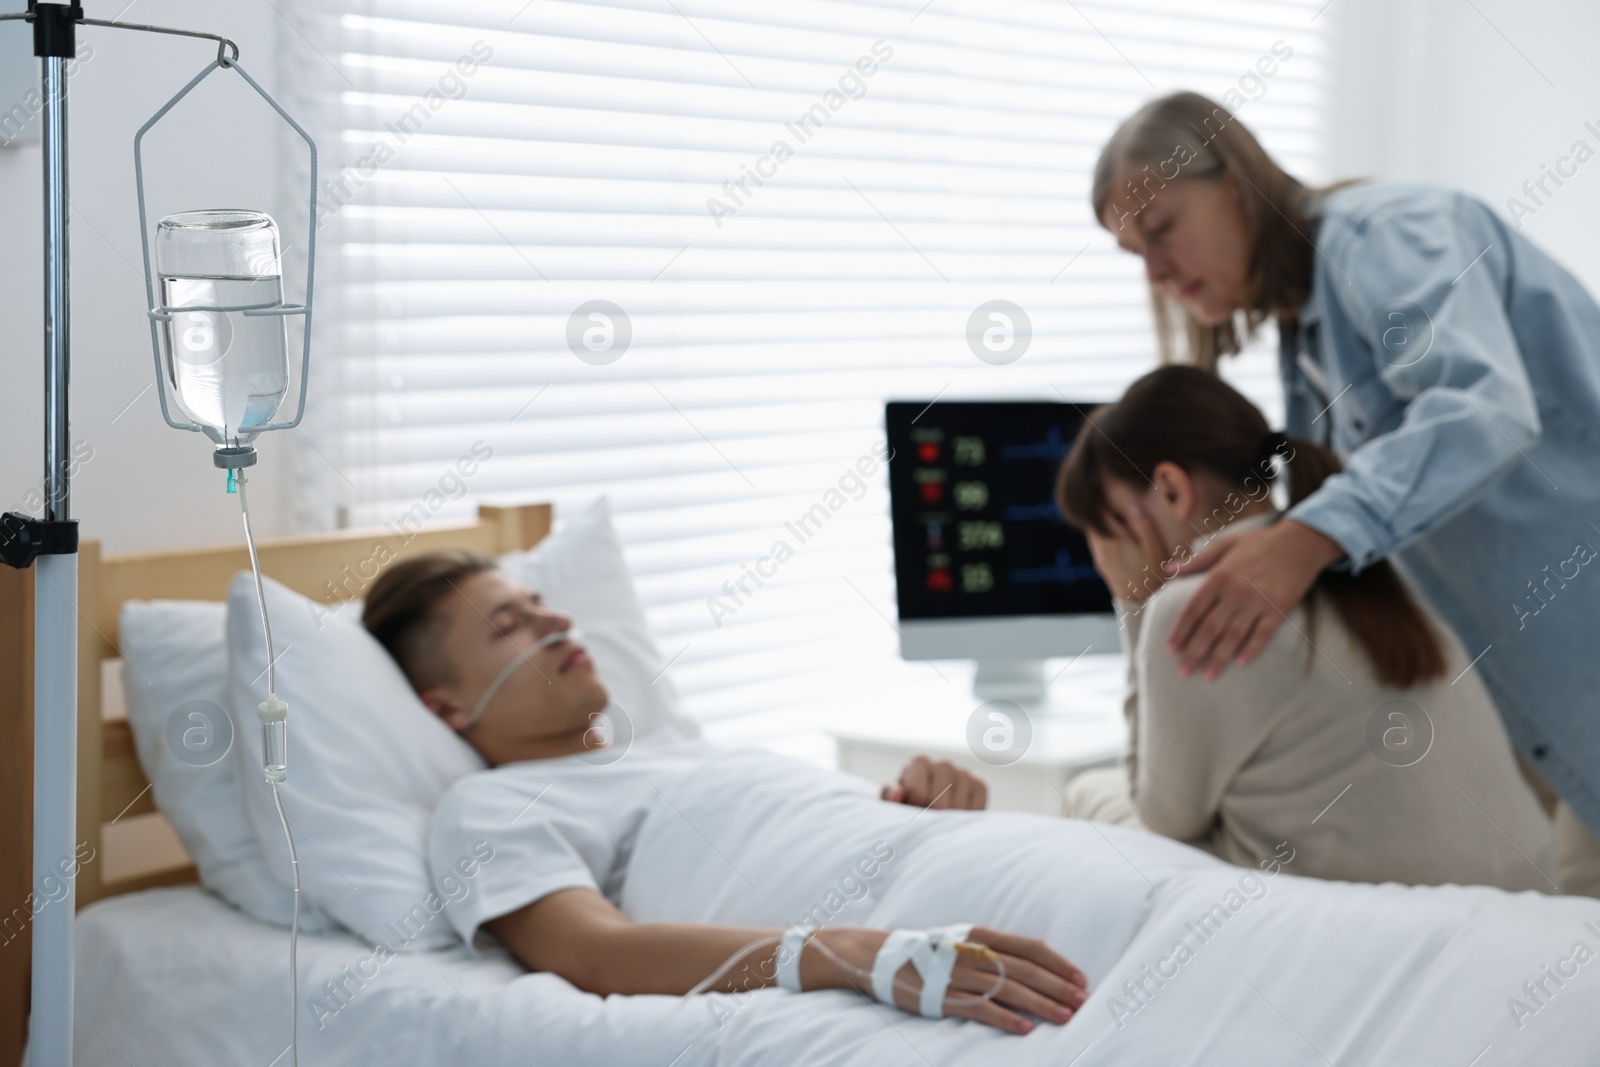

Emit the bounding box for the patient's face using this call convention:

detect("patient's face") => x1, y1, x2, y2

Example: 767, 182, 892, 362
419, 567, 610, 764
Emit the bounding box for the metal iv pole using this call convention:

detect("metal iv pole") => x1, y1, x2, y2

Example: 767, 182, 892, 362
0, 5, 277, 1065
26, 3, 79, 1066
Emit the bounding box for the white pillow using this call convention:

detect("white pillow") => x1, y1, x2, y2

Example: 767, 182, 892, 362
498, 494, 700, 746
118, 600, 335, 932
226, 576, 485, 951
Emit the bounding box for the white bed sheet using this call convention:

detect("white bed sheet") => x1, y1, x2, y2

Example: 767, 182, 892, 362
71, 804, 1600, 1067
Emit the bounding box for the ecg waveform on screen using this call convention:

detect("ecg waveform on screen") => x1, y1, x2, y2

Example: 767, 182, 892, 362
1001, 500, 1062, 522
998, 425, 1069, 463
1009, 548, 1101, 586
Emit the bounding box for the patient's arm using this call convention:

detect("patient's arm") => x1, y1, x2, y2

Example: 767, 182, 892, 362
881, 754, 988, 809
486, 886, 1087, 1034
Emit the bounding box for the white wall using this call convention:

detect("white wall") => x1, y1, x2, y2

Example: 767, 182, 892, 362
1325, 0, 1600, 290
0, 1, 294, 555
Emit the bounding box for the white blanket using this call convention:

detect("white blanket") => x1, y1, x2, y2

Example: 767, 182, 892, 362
72, 751, 1600, 1065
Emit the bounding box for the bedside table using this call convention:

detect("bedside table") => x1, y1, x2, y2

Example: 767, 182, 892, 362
827, 654, 1129, 816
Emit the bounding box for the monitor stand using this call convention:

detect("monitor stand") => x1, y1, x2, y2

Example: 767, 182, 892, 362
972, 658, 1049, 704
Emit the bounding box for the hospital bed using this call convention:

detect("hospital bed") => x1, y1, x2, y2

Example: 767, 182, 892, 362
3, 500, 1597, 1066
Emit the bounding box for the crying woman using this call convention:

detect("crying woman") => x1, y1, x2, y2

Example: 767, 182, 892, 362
1055, 365, 1555, 893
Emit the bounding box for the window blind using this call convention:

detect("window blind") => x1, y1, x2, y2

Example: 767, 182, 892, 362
282, 0, 1326, 734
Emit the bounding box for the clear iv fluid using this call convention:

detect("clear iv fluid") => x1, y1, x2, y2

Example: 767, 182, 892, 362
161, 274, 289, 439
155, 209, 292, 447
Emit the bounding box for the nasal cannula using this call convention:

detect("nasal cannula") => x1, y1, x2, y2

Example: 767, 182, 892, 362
460, 627, 584, 733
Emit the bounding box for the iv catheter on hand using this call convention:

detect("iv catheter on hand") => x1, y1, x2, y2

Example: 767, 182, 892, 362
460, 628, 585, 733
680, 926, 1010, 1018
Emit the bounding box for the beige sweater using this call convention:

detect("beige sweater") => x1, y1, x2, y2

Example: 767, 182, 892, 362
1115, 509, 1557, 891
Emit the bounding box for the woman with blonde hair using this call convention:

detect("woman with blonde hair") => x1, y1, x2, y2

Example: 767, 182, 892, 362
1087, 90, 1600, 895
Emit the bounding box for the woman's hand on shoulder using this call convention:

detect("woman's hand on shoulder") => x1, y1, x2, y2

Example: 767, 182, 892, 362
1163, 518, 1346, 680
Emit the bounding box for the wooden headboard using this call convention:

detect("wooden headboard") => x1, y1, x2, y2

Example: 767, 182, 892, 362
0, 501, 553, 1066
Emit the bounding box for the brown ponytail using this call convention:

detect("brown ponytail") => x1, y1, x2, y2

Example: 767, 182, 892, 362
1056, 366, 1446, 688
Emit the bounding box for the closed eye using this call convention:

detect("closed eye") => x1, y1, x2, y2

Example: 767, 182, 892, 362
489, 591, 546, 640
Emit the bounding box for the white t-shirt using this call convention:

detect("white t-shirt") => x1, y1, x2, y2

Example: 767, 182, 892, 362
430, 737, 723, 949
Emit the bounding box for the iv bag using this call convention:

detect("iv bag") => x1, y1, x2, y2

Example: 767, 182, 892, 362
155, 210, 289, 446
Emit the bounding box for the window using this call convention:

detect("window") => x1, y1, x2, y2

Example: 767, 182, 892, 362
285, 0, 1325, 737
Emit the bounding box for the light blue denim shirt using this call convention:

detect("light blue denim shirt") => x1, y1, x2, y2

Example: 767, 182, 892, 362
1280, 182, 1600, 835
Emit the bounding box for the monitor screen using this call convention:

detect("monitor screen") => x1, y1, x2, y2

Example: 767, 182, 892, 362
886, 400, 1113, 621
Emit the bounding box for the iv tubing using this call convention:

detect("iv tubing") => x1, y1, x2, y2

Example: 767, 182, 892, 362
270, 780, 301, 1067
236, 469, 277, 698
238, 469, 300, 1067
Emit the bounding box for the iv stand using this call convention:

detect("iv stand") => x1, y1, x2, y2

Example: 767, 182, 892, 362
0, 5, 256, 1065
25, 6, 77, 1067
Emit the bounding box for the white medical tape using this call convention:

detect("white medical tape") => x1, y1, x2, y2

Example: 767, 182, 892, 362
918, 923, 974, 1018
869, 923, 975, 1018
870, 929, 924, 1009
776, 925, 812, 993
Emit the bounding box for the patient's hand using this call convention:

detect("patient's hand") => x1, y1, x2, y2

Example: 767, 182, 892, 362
817, 925, 1089, 1034
934, 926, 1088, 1034
882, 754, 988, 810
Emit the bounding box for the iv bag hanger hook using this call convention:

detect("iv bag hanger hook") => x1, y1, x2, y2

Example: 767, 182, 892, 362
5, 6, 241, 67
